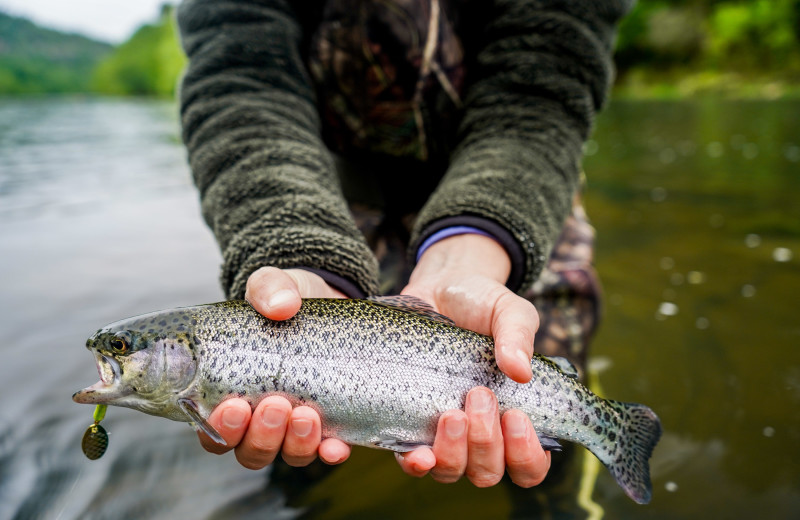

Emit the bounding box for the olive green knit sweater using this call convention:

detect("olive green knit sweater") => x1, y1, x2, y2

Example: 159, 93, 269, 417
177, 0, 632, 298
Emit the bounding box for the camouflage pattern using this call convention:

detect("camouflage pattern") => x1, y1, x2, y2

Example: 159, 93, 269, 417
310, 0, 465, 161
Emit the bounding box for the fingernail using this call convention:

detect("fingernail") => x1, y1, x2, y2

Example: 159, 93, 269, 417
469, 390, 494, 414
517, 348, 532, 368
261, 406, 286, 428
506, 413, 529, 439
445, 415, 467, 438
221, 406, 247, 429
268, 290, 295, 311
291, 418, 313, 437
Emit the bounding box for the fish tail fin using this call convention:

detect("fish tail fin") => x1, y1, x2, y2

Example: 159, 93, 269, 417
598, 401, 662, 504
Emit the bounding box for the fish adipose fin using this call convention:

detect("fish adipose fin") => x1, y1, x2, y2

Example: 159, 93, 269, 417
178, 398, 227, 447
601, 401, 662, 504
367, 295, 456, 326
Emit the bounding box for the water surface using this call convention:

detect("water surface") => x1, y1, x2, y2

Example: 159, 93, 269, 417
0, 97, 798, 519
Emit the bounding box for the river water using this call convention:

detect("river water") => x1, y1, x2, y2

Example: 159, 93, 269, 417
0, 97, 798, 519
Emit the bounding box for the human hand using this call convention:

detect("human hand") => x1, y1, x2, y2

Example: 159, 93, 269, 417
396, 233, 550, 487
196, 267, 352, 469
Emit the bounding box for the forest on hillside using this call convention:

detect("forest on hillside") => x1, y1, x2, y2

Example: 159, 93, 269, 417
1, 1, 799, 98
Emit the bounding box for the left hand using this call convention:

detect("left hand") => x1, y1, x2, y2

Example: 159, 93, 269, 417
395, 233, 550, 487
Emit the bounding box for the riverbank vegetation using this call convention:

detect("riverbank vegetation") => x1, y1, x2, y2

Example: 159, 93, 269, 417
615, 0, 800, 98
1, 1, 799, 99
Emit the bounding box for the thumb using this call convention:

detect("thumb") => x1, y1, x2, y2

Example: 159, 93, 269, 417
245, 267, 303, 320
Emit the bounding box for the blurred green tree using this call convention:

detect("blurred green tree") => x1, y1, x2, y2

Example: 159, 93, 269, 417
91, 4, 185, 97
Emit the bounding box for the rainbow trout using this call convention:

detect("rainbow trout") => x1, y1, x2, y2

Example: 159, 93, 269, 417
73, 297, 661, 503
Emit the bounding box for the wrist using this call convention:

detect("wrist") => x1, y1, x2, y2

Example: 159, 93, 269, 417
412, 234, 512, 286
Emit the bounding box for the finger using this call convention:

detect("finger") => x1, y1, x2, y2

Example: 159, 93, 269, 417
491, 293, 539, 383
198, 398, 251, 454
318, 438, 351, 465
502, 410, 551, 487
430, 410, 468, 483
233, 396, 292, 470
395, 447, 437, 477
245, 267, 302, 320
465, 387, 505, 488
281, 406, 322, 467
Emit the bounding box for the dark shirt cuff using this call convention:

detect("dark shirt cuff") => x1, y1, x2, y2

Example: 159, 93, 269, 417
412, 216, 526, 292
294, 267, 368, 298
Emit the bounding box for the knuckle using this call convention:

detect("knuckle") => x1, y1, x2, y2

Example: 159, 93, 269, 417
510, 474, 545, 488
246, 436, 282, 455
430, 471, 461, 484
431, 460, 465, 482
466, 468, 504, 488
468, 433, 497, 451
234, 451, 272, 470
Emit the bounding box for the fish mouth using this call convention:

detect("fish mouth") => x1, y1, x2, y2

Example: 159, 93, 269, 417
72, 354, 126, 404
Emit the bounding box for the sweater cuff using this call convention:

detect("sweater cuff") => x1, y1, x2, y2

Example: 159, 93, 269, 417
412, 216, 526, 292
295, 267, 368, 299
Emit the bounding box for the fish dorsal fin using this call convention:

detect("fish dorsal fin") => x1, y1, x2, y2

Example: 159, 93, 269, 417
546, 356, 579, 379
178, 398, 227, 447
367, 295, 456, 326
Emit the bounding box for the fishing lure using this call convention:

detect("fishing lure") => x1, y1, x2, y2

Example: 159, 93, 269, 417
81, 404, 108, 460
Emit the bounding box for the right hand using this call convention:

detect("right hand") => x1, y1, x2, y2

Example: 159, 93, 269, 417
196, 267, 352, 469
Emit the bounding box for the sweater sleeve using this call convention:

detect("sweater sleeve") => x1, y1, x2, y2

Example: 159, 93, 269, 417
177, 0, 380, 299
411, 0, 633, 291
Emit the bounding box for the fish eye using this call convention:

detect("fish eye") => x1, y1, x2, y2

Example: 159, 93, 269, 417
110, 337, 129, 354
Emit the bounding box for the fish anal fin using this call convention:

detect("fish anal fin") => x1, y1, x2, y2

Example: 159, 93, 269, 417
371, 438, 431, 453
537, 434, 563, 452
178, 398, 227, 447
367, 295, 456, 326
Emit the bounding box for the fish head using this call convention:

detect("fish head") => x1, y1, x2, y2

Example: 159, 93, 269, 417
73, 310, 199, 417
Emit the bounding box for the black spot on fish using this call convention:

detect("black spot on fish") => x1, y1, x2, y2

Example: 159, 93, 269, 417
595, 426, 603, 435
595, 408, 602, 418
608, 432, 616, 441
583, 415, 590, 426
159, 320, 167, 326
604, 412, 610, 421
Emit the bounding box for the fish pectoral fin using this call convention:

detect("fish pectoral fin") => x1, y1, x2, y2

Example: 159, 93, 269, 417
367, 295, 456, 326
178, 398, 227, 447
537, 434, 563, 452
372, 438, 431, 453
545, 356, 580, 379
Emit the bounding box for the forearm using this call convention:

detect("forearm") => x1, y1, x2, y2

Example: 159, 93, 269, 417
177, 0, 379, 298
413, 0, 633, 291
